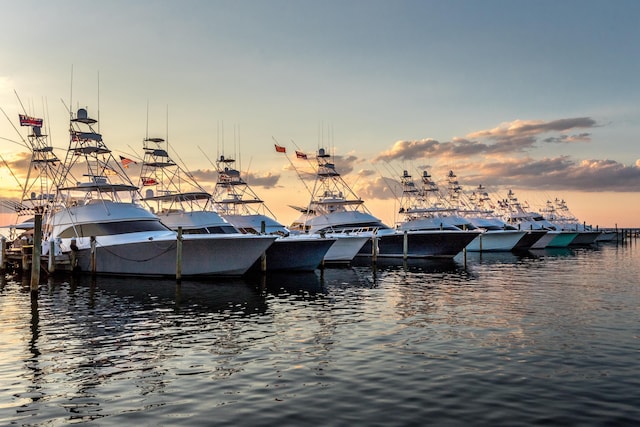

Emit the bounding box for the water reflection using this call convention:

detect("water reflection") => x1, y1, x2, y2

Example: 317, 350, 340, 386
352, 256, 464, 273
257, 270, 324, 296
2, 242, 639, 426
64, 275, 268, 316
7, 274, 279, 423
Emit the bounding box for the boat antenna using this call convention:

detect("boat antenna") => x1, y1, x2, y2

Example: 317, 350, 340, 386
145, 100, 149, 141
198, 145, 215, 168
44, 96, 53, 143
238, 125, 242, 174
215, 120, 220, 160
0, 107, 30, 149
69, 64, 73, 120
97, 71, 100, 133
235, 123, 240, 174
220, 120, 225, 159
14, 90, 28, 115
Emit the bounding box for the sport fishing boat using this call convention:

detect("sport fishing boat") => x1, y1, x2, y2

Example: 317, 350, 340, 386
0, 109, 64, 257
172, 153, 336, 271
400, 170, 526, 252
46, 107, 275, 276
289, 149, 478, 258
541, 198, 600, 245
499, 190, 577, 248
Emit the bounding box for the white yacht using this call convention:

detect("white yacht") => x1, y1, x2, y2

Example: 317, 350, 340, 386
396, 170, 522, 252
208, 154, 338, 270
541, 198, 600, 245
289, 149, 478, 258
499, 190, 578, 248
46, 108, 275, 277
440, 173, 533, 252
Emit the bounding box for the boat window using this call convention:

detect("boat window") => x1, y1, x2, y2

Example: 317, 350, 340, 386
205, 225, 239, 234
58, 220, 170, 238
236, 227, 258, 235
317, 221, 389, 233
181, 228, 209, 234
179, 225, 238, 235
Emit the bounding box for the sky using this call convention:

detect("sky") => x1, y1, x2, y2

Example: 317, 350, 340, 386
1, 0, 639, 228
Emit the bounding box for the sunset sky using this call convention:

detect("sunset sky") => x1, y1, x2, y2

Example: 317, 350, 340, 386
1, 0, 639, 228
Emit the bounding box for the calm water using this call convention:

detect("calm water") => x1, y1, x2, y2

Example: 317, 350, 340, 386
1, 241, 639, 426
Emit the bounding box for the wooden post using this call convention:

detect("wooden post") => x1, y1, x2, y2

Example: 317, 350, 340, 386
403, 230, 408, 260
259, 220, 267, 272
22, 247, 30, 272
371, 231, 378, 264
30, 214, 42, 291
0, 237, 6, 271
260, 251, 267, 272
48, 239, 56, 273
463, 246, 467, 267
70, 238, 77, 271
90, 236, 97, 275
479, 233, 483, 252
176, 227, 183, 283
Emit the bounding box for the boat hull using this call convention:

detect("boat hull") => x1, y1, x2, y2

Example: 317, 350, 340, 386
322, 235, 370, 263
250, 236, 336, 271
465, 230, 527, 252
69, 234, 275, 277
595, 231, 617, 242
512, 230, 548, 250
568, 231, 601, 245
530, 232, 556, 249
546, 231, 579, 248
358, 230, 479, 258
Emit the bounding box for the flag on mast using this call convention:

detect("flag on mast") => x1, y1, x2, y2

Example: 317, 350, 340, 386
19, 114, 43, 127
295, 150, 307, 159
119, 155, 137, 168
274, 144, 286, 153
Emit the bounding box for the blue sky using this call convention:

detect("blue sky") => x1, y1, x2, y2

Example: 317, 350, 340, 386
1, 0, 639, 226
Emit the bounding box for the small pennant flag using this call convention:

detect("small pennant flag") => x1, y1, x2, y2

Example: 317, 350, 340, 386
274, 144, 286, 153
142, 177, 157, 186
119, 155, 137, 168
295, 150, 307, 159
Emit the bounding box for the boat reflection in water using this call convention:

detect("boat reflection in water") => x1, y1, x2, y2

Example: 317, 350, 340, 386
63, 274, 270, 316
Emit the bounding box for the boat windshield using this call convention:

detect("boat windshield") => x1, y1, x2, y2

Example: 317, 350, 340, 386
58, 219, 170, 238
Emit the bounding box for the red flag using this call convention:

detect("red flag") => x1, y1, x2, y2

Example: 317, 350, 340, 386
142, 177, 157, 186
274, 144, 286, 153
295, 150, 307, 159
120, 155, 137, 168
19, 114, 43, 127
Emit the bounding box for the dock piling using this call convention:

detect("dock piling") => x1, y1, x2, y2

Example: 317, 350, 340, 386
403, 230, 408, 260
48, 239, 55, 273
371, 231, 378, 263
0, 237, 6, 271
30, 214, 42, 291
176, 227, 183, 283
90, 236, 97, 275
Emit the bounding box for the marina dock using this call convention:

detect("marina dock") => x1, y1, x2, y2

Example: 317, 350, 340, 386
2, 225, 638, 285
